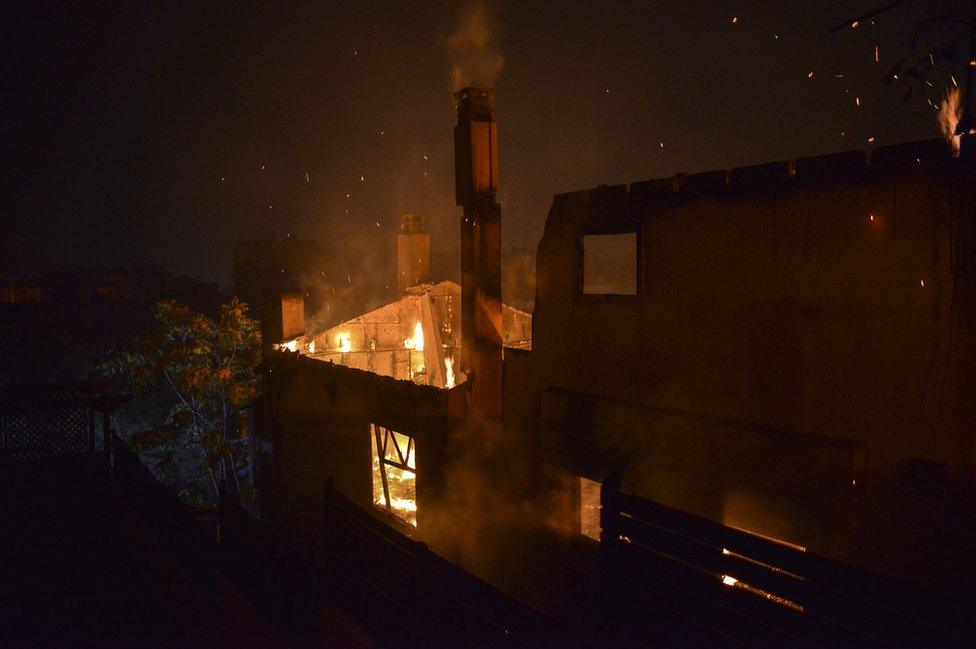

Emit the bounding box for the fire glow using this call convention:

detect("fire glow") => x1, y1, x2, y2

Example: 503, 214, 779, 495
939, 87, 962, 157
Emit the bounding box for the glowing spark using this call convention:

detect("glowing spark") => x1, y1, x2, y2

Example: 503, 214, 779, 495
920, 279, 925, 287
722, 575, 739, 587
875, 46, 879, 62
659, 141, 664, 148
605, 88, 611, 94
850, 20, 859, 29
867, 137, 875, 143
773, 34, 779, 40
305, 171, 310, 183
220, 177, 225, 182
855, 97, 861, 107
731, 16, 738, 23
951, 75, 958, 87
359, 175, 365, 182
375, 221, 381, 227
970, 60, 976, 67
423, 155, 429, 160
807, 71, 814, 79
869, 214, 874, 221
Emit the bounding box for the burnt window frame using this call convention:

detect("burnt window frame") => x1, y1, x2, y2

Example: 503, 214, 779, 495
576, 227, 642, 302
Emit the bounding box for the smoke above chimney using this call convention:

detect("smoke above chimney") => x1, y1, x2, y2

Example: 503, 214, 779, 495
447, 1, 505, 90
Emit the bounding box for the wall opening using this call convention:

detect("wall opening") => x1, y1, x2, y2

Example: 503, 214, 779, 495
581, 233, 638, 295
370, 424, 417, 527
580, 477, 602, 540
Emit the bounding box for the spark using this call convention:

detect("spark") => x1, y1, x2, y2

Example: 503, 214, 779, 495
970, 60, 976, 67
722, 575, 739, 586
841, 131, 846, 136
869, 214, 874, 222
305, 171, 310, 183
835, 74, 844, 78
951, 75, 958, 87
875, 46, 879, 63
773, 34, 779, 40
855, 96, 861, 107
422, 155, 429, 160
867, 136, 875, 143
359, 175, 365, 182
605, 88, 611, 94
345, 193, 351, 198
659, 141, 664, 148
930, 53, 936, 66
379, 130, 385, 135
375, 222, 381, 227
220, 177, 225, 182
731, 16, 738, 23
261, 165, 265, 170
807, 71, 814, 79
850, 20, 859, 29
920, 279, 925, 287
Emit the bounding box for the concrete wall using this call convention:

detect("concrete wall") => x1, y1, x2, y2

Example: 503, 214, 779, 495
521, 138, 976, 590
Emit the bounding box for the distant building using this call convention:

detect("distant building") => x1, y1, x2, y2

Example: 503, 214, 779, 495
232, 235, 334, 318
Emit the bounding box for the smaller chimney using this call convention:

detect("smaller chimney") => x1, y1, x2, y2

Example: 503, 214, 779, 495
396, 213, 430, 294
261, 290, 304, 355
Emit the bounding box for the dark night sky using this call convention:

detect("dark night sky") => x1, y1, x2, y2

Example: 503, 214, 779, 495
4, 1, 963, 285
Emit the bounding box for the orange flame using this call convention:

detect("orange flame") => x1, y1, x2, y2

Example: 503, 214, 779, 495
939, 87, 962, 157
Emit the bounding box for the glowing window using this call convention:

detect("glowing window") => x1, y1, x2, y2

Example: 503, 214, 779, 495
581, 233, 638, 295
370, 424, 417, 527
580, 477, 602, 540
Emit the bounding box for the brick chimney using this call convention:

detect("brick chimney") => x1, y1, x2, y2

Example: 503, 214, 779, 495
261, 290, 304, 356
396, 213, 430, 294
454, 87, 502, 417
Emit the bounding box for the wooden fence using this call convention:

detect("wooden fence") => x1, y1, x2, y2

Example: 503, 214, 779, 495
599, 473, 971, 646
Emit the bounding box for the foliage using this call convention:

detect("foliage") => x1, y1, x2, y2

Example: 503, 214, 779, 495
834, 1, 975, 114
104, 298, 261, 502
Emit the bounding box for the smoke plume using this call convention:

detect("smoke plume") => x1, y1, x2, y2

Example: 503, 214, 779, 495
447, 1, 505, 89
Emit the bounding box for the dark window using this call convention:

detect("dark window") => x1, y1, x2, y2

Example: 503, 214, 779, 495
582, 233, 637, 295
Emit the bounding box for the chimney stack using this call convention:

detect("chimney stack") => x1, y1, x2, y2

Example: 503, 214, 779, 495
454, 87, 502, 417
261, 290, 304, 356
396, 213, 430, 294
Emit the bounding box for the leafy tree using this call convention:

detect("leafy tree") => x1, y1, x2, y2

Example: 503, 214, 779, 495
105, 298, 261, 502
833, 1, 975, 123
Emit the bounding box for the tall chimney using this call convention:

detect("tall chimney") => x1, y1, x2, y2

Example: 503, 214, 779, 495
454, 87, 502, 418
396, 213, 430, 294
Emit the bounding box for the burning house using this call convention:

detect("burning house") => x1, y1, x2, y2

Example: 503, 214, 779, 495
255, 85, 976, 611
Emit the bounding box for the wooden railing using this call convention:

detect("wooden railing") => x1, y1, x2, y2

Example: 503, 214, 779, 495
322, 477, 553, 648
111, 431, 218, 606
220, 488, 321, 648
219, 478, 555, 648
599, 473, 971, 646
